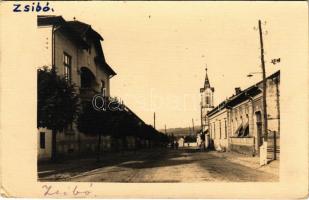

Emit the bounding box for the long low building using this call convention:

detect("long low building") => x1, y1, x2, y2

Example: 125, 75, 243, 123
207, 71, 280, 159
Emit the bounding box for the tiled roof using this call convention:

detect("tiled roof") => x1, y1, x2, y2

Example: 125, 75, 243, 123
37, 15, 116, 76
67, 20, 104, 41
207, 70, 280, 117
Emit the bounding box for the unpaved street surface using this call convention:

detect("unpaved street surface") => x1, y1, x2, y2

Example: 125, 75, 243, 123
39, 149, 279, 182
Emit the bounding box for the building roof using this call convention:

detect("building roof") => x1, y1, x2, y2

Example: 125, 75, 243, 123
200, 67, 214, 92
207, 70, 280, 117
226, 85, 261, 107
207, 99, 229, 116
67, 20, 104, 41
204, 68, 211, 88
38, 15, 89, 48
37, 15, 116, 76
37, 15, 65, 26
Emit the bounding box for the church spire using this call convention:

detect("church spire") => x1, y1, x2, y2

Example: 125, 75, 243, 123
204, 67, 211, 88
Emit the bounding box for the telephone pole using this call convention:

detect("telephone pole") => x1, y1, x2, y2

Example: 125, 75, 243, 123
258, 20, 268, 143
165, 124, 167, 134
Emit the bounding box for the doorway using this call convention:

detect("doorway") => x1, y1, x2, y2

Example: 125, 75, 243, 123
255, 111, 263, 147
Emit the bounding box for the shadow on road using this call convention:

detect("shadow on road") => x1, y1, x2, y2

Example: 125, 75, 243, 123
38, 148, 194, 179
117, 148, 208, 169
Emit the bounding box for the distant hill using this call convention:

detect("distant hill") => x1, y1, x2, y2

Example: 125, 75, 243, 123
159, 126, 201, 138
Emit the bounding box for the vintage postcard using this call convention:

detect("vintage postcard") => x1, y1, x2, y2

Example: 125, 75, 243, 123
0, 0, 308, 198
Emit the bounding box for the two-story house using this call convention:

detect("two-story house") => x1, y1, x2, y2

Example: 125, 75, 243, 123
37, 15, 116, 160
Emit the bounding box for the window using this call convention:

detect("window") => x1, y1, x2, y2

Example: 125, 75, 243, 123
224, 119, 227, 139
245, 105, 249, 114
231, 119, 233, 134
206, 96, 210, 105
63, 52, 72, 83
219, 121, 221, 139
239, 106, 243, 115
40, 132, 45, 149
213, 123, 216, 139
235, 118, 238, 136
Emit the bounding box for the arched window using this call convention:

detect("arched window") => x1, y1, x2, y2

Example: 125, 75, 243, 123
224, 119, 227, 139
80, 67, 95, 88
219, 120, 222, 139
206, 96, 210, 105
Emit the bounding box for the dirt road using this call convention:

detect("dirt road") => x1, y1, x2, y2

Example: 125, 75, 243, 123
39, 149, 278, 182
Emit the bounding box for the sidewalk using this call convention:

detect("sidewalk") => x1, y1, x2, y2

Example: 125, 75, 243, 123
208, 150, 279, 177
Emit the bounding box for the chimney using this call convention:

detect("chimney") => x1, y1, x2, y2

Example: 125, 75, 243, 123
235, 87, 242, 95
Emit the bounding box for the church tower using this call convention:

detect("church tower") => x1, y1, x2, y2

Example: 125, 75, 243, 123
200, 67, 215, 133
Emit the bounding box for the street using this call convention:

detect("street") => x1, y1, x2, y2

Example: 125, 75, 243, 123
38, 148, 279, 182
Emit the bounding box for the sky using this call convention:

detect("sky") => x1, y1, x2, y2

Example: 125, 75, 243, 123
37, 1, 307, 129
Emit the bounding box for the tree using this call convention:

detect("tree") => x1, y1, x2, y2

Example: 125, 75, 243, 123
77, 101, 115, 161
117, 112, 140, 150
184, 135, 196, 143
37, 67, 79, 161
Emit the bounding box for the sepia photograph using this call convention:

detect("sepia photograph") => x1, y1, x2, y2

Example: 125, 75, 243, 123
0, 1, 308, 198
36, 3, 283, 183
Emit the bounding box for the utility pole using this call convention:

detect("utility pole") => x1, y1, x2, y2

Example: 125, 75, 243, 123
153, 112, 156, 129
258, 20, 268, 165
258, 20, 268, 142
165, 124, 167, 134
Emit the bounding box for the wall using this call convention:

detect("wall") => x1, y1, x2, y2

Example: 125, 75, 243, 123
209, 108, 229, 151
265, 77, 280, 159
265, 78, 280, 135
54, 28, 110, 93
54, 29, 79, 83
184, 142, 198, 147
228, 75, 280, 157
178, 138, 184, 147
37, 26, 52, 68
37, 128, 52, 160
